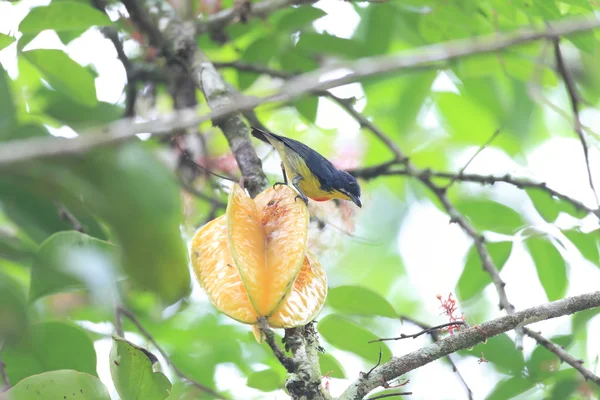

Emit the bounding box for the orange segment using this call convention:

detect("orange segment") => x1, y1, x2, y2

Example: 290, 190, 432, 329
269, 251, 327, 328
255, 186, 309, 316
227, 184, 267, 314
190, 215, 258, 324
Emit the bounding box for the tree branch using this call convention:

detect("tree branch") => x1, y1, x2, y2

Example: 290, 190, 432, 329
349, 164, 597, 217
195, 0, 316, 35
2, 15, 600, 166
120, 0, 269, 196
523, 327, 600, 385
339, 291, 600, 400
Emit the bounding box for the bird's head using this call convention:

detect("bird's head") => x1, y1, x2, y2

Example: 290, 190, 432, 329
334, 170, 362, 208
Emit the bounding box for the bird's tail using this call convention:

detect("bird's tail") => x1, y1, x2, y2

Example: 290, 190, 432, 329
250, 127, 281, 144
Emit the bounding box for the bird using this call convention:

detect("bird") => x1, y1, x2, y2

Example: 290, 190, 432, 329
250, 127, 362, 208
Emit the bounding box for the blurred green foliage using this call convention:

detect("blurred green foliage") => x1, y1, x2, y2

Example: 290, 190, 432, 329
1, 0, 600, 399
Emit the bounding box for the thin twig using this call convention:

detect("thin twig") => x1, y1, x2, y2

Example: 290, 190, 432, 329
524, 327, 600, 385
399, 317, 473, 400
0, 340, 9, 391
195, 0, 316, 35
350, 164, 597, 217
257, 317, 295, 372
552, 38, 600, 209
57, 204, 85, 233
172, 136, 237, 182
365, 393, 413, 400
91, 0, 137, 117
115, 306, 226, 399
369, 322, 469, 343
364, 347, 383, 378
445, 128, 502, 189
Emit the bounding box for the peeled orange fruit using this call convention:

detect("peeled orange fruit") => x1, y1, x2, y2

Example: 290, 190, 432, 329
191, 184, 327, 330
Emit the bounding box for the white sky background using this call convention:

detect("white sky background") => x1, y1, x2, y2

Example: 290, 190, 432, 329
2, 0, 600, 399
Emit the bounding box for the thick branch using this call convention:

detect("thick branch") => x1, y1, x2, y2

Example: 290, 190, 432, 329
121, 0, 268, 196
2, 16, 600, 166
195, 0, 316, 35
339, 291, 600, 400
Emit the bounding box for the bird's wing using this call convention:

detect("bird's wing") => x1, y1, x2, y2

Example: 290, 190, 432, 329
278, 136, 338, 189
250, 127, 338, 189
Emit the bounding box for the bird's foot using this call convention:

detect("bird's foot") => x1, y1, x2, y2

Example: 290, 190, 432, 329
294, 194, 309, 205
272, 181, 287, 190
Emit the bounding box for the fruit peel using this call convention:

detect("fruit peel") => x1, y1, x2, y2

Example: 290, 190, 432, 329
190, 184, 327, 330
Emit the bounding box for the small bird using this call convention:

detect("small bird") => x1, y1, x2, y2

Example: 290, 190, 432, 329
250, 127, 362, 207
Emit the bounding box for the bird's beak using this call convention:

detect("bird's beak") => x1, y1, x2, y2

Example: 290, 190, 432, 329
350, 194, 362, 208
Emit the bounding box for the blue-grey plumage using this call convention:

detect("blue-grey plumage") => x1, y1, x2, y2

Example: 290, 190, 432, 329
250, 127, 362, 207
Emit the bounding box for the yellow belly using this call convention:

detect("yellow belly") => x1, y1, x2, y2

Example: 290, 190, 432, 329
281, 151, 327, 199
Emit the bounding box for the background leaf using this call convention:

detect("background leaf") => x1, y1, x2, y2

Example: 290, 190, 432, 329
246, 368, 284, 392
22, 50, 98, 107
456, 241, 512, 301
110, 336, 172, 400
29, 231, 118, 302
19, 2, 111, 34
5, 370, 110, 400
526, 237, 568, 301
317, 314, 391, 363
1, 321, 97, 385
456, 199, 524, 235
326, 285, 397, 317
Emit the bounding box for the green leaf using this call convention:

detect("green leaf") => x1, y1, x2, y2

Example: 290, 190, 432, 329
0, 272, 29, 343
2, 321, 97, 385
29, 231, 119, 302
274, 5, 326, 31
463, 333, 524, 374
327, 286, 397, 318
526, 344, 559, 382
318, 352, 346, 379
19, 2, 111, 33
39, 88, 123, 129
246, 368, 284, 392
485, 376, 534, 400
456, 241, 512, 301
83, 144, 191, 304
0, 180, 107, 244
296, 32, 366, 59
564, 229, 599, 266
435, 92, 498, 145
317, 314, 391, 363
526, 237, 568, 301
26, 143, 191, 304
547, 372, 579, 400
526, 188, 587, 221
238, 37, 278, 90
0, 33, 15, 52
280, 49, 318, 73
0, 62, 16, 138
110, 335, 172, 400
22, 49, 98, 107
5, 370, 110, 400
0, 233, 36, 264
456, 199, 524, 235
295, 95, 318, 123
355, 3, 396, 56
